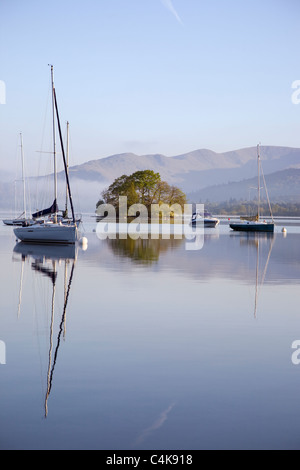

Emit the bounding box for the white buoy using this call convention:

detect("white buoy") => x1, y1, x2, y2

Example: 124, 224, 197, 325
282, 227, 287, 233
79, 236, 88, 250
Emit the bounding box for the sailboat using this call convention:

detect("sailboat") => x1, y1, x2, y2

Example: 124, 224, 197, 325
230, 144, 275, 233
3, 133, 34, 226
14, 66, 80, 244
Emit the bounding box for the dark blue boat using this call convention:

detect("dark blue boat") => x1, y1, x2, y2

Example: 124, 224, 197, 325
229, 144, 275, 234
230, 221, 274, 233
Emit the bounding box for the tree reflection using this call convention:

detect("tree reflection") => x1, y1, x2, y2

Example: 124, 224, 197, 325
107, 236, 184, 264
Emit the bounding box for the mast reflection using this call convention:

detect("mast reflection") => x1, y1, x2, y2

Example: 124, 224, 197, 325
235, 232, 275, 318
13, 242, 77, 417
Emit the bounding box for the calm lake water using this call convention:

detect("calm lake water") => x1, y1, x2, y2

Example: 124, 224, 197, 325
0, 213, 300, 450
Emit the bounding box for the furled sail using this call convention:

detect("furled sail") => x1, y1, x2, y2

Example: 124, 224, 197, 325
32, 199, 58, 219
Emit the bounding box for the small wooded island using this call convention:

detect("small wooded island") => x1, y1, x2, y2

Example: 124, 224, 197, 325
96, 170, 187, 217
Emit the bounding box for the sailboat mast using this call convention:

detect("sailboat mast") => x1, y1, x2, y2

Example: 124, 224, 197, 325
65, 121, 69, 216
257, 143, 260, 220
20, 132, 26, 219
50, 65, 57, 222
53, 88, 76, 223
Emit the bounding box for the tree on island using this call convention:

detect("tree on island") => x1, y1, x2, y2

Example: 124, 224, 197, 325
96, 170, 187, 215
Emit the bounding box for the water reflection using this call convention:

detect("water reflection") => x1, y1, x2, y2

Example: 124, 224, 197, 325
233, 233, 275, 318
1, 219, 300, 449
13, 242, 77, 417
107, 236, 184, 264
13, 242, 77, 261
133, 401, 176, 448
96, 231, 294, 320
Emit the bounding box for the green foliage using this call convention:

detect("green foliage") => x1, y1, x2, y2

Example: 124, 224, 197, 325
130, 170, 161, 206
97, 170, 187, 214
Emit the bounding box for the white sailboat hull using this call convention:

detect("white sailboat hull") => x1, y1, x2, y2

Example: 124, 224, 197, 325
191, 217, 220, 228
14, 223, 78, 244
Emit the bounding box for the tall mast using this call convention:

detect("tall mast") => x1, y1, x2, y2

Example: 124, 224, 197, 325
65, 121, 69, 216
257, 143, 260, 220
49, 65, 57, 223
53, 88, 76, 223
20, 132, 26, 219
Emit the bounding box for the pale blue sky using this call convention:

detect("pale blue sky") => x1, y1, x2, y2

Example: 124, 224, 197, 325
1, 0, 300, 176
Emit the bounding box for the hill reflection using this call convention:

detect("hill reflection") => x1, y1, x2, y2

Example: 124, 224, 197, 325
84, 230, 300, 285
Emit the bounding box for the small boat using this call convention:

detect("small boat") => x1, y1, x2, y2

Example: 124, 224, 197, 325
14, 66, 80, 244
191, 210, 220, 228
230, 144, 275, 233
229, 219, 274, 233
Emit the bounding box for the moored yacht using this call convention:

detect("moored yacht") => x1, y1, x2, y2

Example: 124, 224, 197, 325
14, 66, 80, 245
190, 210, 220, 228
230, 144, 275, 234
14, 220, 78, 244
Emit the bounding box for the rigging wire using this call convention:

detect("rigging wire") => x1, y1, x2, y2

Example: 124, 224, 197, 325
260, 161, 274, 221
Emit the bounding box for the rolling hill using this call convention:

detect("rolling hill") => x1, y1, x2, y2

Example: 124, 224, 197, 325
1, 145, 300, 212
63, 145, 300, 193
187, 168, 300, 203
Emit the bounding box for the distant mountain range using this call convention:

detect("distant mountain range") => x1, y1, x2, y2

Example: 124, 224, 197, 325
64, 146, 300, 192
188, 168, 300, 203
1, 146, 300, 211
64, 145, 300, 206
